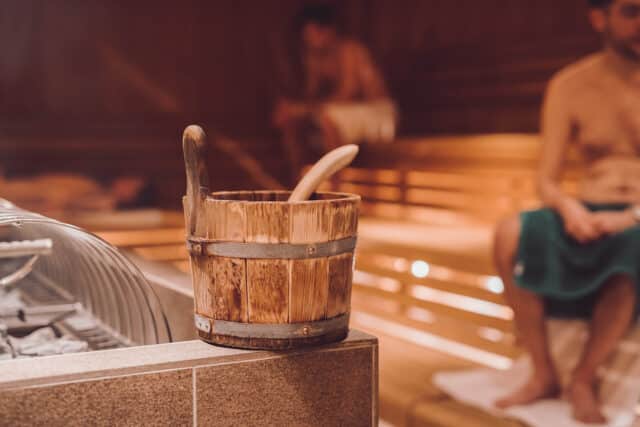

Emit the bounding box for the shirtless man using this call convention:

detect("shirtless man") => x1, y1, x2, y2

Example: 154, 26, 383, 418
273, 4, 395, 180
493, 0, 640, 423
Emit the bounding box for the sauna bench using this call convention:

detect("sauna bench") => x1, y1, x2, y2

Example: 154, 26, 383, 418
0, 330, 378, 426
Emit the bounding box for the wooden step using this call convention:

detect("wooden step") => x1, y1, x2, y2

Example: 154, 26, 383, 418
355, 257, 505, 305
132, 244, 188, 262
353, 282, 513, 332
357, 240, 495, 277
96, 227, 185, 247
352, 294, 519, 359
409, 399, 524, 427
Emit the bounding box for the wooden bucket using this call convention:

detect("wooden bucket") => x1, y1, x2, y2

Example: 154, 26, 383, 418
182, 126, 360, 349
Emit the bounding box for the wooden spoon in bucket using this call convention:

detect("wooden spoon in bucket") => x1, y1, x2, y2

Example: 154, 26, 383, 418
288, 145, 359, 202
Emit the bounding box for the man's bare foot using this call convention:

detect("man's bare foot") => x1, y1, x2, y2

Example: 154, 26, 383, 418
567, 381, 606, 424
495, 375, 560, 408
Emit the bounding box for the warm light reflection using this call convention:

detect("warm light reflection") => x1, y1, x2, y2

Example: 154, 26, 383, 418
477, 326, 505, 343
410, 285, 512, 320
352, 312, 513, 370
411, 260, 430, 278
406, 307, 436, 324
353, 270, 402, 293
392, 258, 409, 272
485, 276, 504, 294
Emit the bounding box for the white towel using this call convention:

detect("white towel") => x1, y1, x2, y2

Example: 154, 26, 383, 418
433, 319, 640, 427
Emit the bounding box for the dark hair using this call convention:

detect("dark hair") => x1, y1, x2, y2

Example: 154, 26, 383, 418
295, 4, 338, 31
588, 0, 613, 8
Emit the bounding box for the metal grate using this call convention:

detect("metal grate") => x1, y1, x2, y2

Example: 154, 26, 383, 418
0, 199, 171, 353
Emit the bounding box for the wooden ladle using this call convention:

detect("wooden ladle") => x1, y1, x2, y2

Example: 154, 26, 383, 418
288, 144, 359, 202
183, 123, 357, 214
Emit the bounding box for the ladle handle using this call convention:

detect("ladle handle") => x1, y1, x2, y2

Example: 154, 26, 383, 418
183, 125, 210, 235
288, 144, 359, 202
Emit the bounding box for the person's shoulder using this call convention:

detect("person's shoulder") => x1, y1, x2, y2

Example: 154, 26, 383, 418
547, 52, 605, 93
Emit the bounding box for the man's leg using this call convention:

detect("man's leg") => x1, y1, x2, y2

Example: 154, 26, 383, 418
493, 215, 560, 408
568, 274, 636, 424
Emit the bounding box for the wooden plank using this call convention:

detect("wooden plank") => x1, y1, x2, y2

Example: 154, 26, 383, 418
245, 202, 289, 242
406, 170, 516, 189
337, 182, 402, 202
246, 259, 289, 323
191, 256, 214, 319
96, 227, 185, 247
204, 199, 245, 241
326, 197, 358, 318
172, 260, 190, 273
339, 168, 402, 184
327, 253, 354, 318
328, 197, 360, 241
245, 200, 290, 323
405, 187, 513, 212
353, 283, 513, 332
290, 258, 329, 322
410, 399, 525, 427
213, 257, 247, 322
352, 294, 519, 359
132, 244, 188, 262
70, 209, 184, 232
208, 199, 247, 323
289, 202, 331, 322
357, 239, 495, 276
355, 257, 505, 305
359, 202, 489, 226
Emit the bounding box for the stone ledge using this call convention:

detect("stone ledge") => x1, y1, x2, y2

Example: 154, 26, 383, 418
0, 330, 378, 427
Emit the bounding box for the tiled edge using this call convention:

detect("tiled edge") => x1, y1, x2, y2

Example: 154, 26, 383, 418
372, 341, 379, 427
194, 345, 376, 426
1, 330, 378, 427
0, 329, 377, 391
192, 369, 198, 426
0, 368, 193, 426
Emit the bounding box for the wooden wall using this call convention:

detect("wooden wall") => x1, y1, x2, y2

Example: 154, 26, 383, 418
0, 0, 600, 208
362, 0, 600, 133
1, 0, 302, 207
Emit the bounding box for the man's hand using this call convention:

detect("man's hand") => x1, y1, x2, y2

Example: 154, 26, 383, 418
592, 210, 636, 235
558, 198, 602, 243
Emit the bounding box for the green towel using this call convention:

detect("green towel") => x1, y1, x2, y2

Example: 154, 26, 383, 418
515, 203, 640, 317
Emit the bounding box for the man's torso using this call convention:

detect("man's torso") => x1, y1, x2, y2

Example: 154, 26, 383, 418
553, 52, 640, 203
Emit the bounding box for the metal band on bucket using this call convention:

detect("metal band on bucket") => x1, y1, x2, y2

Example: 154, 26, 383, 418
194, 313, 349, 339
187, 236, 356, 259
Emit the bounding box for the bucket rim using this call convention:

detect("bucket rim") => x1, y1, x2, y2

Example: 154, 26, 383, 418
203, 190, 361, 204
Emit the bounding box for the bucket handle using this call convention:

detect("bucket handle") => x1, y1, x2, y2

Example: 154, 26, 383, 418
182, 125, 210, 235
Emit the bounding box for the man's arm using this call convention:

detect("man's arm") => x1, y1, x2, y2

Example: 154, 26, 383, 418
538, 77, 602, 242
353, 43, 388, 100
331, 41, 388, 102
538, 78, 573, 210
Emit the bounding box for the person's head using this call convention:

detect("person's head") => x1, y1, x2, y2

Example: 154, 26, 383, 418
296, 4, 339, 50
589, 0, 640, 60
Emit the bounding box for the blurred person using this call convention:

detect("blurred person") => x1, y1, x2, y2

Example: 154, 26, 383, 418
0, 173, 149, 213
493, 0, 640, 423
273, 3, 396, 181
